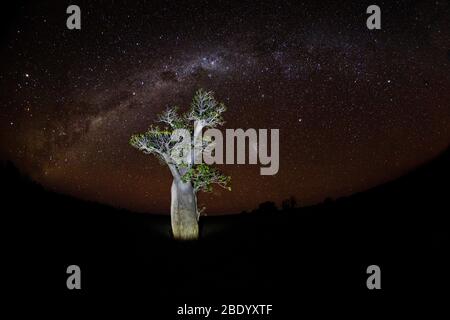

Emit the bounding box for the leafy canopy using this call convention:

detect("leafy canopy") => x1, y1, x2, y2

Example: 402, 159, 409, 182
130, 89, 231, 194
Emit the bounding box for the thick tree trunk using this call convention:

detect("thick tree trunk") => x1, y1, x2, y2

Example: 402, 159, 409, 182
170, 179, 199, 240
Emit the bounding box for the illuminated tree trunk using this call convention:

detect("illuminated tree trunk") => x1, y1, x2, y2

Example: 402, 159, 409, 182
129, 90, 231, 240
170, 179, 199, 240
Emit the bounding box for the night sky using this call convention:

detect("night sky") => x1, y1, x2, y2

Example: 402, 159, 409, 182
1, 0, 449, 214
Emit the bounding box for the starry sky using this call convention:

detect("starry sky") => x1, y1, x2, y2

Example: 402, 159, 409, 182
0, 0, 449, 214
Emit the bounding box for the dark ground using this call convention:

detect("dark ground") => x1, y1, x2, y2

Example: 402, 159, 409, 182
3, 147, 449, 317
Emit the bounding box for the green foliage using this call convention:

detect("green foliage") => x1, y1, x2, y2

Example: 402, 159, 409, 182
129, 125, 174, 154
181, 163, 231, 192
130, 89, 231, 197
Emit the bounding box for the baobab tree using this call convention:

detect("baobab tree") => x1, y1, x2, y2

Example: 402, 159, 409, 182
130, 89, 231, 240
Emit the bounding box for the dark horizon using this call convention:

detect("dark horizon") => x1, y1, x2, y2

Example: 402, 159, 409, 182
2, 144, 449, 216
3, 123, 448, 308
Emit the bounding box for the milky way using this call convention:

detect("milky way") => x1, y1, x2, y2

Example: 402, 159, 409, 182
1, 1, 449, 214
